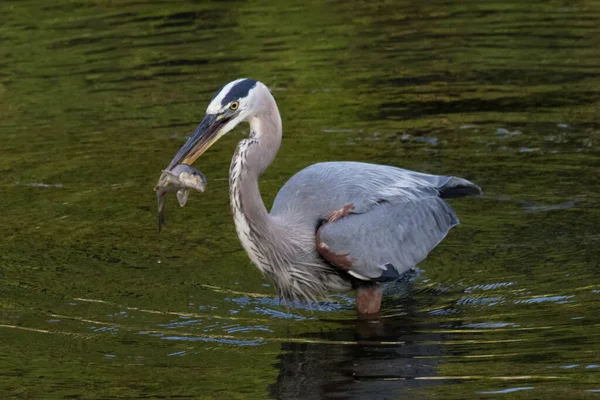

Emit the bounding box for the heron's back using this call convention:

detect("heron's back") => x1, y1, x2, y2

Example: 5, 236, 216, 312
270, 161, 480, 221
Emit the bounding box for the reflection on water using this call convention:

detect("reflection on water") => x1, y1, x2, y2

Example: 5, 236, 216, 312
270, 305, 447, 399
1, 0, 600, 398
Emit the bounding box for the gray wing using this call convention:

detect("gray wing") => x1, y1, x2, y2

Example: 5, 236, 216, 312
316, 196, 459, 281
271, 162, 480, 219
270, 161, 480, 281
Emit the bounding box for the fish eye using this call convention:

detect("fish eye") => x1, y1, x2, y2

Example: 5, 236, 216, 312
230, 101, 239, 111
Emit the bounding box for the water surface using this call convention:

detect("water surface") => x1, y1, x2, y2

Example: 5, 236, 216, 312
1, 0, 600, 398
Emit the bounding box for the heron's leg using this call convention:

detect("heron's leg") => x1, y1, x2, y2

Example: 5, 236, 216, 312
316, 204, 357, 271
326, 204, 355, 223
316, 240, 355, 271
317, 201, 381, 268
355, 284, 383, 314
326, 199, 390, 223
316, 219, 358, 272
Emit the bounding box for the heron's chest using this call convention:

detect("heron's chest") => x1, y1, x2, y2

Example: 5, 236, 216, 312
230, 198, 271, 273
229, 179, 271, 273
228, 141, 282, 274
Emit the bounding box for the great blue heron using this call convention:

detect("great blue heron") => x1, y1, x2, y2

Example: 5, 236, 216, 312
165, 78, 481, 314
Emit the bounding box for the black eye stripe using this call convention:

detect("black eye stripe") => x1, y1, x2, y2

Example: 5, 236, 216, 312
219, 79, 257, 107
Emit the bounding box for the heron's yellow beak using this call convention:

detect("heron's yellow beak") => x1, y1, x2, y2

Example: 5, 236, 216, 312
167, 114, 230, 170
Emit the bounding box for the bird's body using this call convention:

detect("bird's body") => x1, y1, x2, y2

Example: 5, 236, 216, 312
164, 78, 481, 314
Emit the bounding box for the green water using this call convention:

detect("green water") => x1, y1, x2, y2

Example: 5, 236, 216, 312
1, 0, 600, 398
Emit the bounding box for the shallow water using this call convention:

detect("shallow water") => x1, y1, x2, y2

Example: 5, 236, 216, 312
1, 0, 600, 398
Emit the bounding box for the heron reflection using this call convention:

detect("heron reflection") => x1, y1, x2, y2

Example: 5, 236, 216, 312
268, 286, 451, 400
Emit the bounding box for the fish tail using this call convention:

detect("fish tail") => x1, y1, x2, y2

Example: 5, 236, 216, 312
158, 212, 166, 233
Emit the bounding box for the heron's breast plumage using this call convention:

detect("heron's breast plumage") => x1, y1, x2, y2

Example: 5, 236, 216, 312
228, 140, 352, 300
229, 140, 270, 273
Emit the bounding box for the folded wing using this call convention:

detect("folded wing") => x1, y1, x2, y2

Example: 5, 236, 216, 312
316, 196, 460, 282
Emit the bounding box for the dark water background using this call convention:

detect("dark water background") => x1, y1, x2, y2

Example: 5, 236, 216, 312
1, 0, 600, 398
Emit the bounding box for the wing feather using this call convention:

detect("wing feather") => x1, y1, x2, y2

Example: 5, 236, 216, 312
316, 197, 459, 281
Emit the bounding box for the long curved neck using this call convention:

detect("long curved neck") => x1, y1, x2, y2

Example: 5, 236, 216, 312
247, 110, 282, 175
227, 97, 340, 301
229, 102, 283, 272
231, 114, 281, 221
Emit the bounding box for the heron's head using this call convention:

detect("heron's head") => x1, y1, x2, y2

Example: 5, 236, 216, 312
167, 78, 272, 169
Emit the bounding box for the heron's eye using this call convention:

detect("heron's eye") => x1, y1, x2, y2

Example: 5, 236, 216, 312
230, 101, 239, 111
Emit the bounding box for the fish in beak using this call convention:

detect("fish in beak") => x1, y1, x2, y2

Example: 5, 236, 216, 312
167, 113, 232, 170
154, 164, 207, 232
